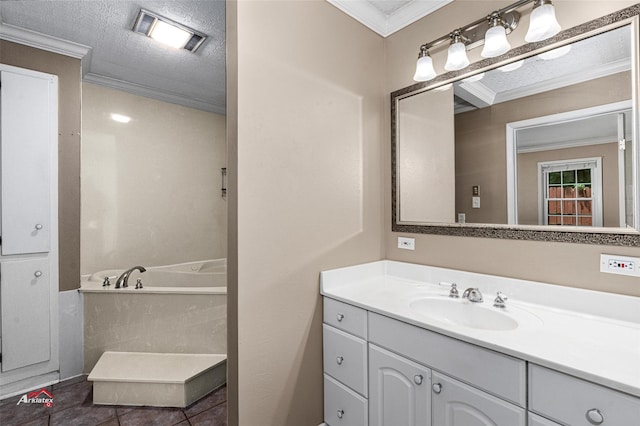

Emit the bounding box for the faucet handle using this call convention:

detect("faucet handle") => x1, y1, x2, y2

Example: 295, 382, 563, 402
448, 283, 459, 298
135, 278, 143, 289
103, 277, 111, 287
493, 291, 508, 308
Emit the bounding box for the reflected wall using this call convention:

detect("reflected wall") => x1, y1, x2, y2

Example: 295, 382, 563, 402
81, 84, 227, 275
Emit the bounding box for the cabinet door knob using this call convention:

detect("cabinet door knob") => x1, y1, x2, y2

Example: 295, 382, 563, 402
432, 382, 442, 394
35, 224, 43, 230
336, 313, 344, 322
586, 408, 604, 425
336, 409, 344, 419
336, 356, 344, 365
414, 374, 423, 385
34, 271, 43, 278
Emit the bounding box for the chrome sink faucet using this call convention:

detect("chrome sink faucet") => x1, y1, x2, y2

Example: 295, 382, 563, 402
115, 266, 146, 288
462, 287, 483, 303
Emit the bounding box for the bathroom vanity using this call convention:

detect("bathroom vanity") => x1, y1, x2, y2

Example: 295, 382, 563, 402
321, 261, 640, 426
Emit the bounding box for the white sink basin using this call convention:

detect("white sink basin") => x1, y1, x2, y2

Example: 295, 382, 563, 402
409, 297, 519, 331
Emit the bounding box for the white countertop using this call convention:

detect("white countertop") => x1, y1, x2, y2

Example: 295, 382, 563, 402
321, 260, 640, 398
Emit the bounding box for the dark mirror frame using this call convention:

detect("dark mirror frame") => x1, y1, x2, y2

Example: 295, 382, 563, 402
391, 4, 640, 246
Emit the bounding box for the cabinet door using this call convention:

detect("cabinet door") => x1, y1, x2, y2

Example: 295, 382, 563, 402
0, 258, 51, 372
528, 412, 562, 426
369, 344, 431, 426
1, 69, 54, 255
431, 371, 526, 426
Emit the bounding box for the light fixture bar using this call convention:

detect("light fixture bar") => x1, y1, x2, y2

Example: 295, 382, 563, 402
413, 0, 562, 81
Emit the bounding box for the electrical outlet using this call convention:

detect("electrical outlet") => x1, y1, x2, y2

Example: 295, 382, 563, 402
472, 197, 480, 208
600, 254, 640, 276
398, 237, 415, 250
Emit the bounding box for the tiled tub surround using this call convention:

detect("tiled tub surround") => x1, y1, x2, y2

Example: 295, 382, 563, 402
321, 260, 640, 424
80, 262, 227, 372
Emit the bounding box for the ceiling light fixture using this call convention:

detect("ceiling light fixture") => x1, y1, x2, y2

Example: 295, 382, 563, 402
132, 9, 207, 52
413, 0, 562, 82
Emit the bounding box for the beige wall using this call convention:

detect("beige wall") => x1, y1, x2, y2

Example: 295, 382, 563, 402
81, 83, 227, 275
1, 40, 81, 292
455, 72, 630, 224
399, 87, 455, 222
518, 142, 620, 226
228, 0, 385, 424
386, 0, 640, 298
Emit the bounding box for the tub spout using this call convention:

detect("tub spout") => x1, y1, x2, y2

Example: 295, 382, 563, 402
115, 266, 146, 288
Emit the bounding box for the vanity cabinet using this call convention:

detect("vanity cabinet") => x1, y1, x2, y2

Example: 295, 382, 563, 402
323, 298, 369, 425
369, 344, 430, 426
529, 364, 640, 425
431, 371, 525, 426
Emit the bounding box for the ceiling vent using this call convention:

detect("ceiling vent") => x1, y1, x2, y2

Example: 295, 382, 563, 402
132, 9, 207, 53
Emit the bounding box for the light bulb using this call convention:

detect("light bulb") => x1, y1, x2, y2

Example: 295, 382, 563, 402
525, 2, 561, 42
413, 49, 437, 81
444, 40, 470, 71
482, 24, 511, 58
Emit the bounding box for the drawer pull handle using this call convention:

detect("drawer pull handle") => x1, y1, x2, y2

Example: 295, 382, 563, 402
336, 313, 344, 322
35, 224, 44, 230
34, 271, 43, 278
586, 408, 604, 425
432, 382, 442, 394
414, 374, 423, 385
336, 356, 344, 365
337, 409, 344, 419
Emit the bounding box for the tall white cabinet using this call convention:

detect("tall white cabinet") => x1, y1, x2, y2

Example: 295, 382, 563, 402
0, 64, 59, 397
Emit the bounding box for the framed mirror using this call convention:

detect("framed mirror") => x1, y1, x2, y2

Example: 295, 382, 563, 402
392, 5, 640, 246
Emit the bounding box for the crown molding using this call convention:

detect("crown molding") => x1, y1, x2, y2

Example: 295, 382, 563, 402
327, 0, 453, 37
0, 22, 92, 74
83, 73, 226, 115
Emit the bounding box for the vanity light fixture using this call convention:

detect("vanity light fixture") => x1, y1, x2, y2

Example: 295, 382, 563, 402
132, 9, 207, 52
481, 13, 512, 58
444, 31, 470, 71
538, 44, 571, 60
413, 0, 562, 82
498, 59, 525, 72
413, 46, 437, 81
525, 0, 562, 42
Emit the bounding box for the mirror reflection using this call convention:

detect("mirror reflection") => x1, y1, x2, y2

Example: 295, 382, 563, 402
397, 24, 636, 232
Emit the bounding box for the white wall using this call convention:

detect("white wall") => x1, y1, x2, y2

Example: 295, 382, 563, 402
81, 83, 227, 275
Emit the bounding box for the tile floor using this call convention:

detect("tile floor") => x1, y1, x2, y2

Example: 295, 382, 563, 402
0, 376, 227, 426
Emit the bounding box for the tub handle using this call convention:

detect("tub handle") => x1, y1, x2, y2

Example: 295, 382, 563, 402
135, 278, 144, 289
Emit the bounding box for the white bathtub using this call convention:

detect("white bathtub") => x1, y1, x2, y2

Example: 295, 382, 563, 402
85, 259, 226, 291
80, 259, 227, 372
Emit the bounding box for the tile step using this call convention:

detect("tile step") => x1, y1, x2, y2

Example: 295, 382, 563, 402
88, 352, 226, 407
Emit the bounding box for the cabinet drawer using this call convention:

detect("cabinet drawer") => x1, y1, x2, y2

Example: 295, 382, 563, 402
529, 364, 640, 426
324, 298, 367, 339
368, 312, 526, 406
323, 325, 368, 396
324, 374, 367, 426
432, 371, 526, 426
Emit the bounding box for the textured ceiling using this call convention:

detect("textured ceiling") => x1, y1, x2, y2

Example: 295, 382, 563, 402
0, 0, 226, 114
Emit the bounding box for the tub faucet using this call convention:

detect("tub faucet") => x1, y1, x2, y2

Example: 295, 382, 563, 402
115, 266, 146, 288
462, 287, 483, 303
